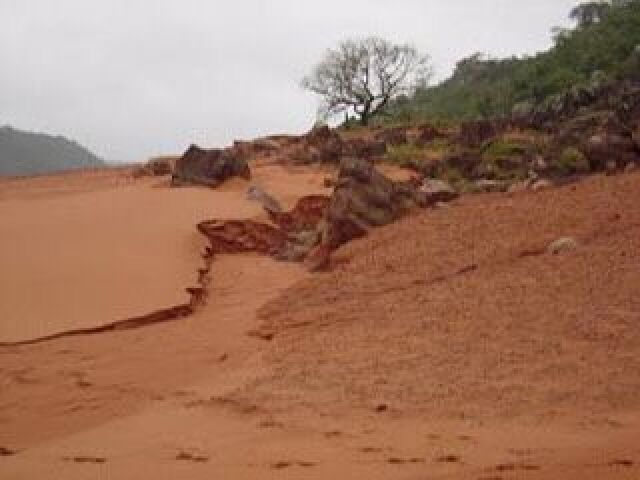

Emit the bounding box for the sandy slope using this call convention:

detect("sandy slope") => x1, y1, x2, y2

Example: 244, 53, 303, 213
1, 167, 639, 479
0, 164, 327, 343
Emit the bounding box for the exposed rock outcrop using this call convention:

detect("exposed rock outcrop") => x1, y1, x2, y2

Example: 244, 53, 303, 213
323, 157, 427, 250
133, 156, 175, 178
197, 220, 287, 255
196, 157, 452, 272
287, 126, 345, 164
172, 145, 250, 188
267, 195, 330, 234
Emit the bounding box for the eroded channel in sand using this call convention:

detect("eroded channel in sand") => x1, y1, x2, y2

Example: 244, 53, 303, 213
0, 165, 328, 344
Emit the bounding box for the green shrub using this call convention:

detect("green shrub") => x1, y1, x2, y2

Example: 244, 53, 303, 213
440, 166, 465, 186
478, 138, 536, 181
482, 138, 529, 157
385, 144, 429, 170
423, 137, 452, 156
380, 1, 640, 123
554, 147, 590, 174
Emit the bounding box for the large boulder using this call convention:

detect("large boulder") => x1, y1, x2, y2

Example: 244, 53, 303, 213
583, 132, 637, 170
323, 157, 424, 249
286, 126, 345, 164
171, 144, 250, 188
304, 125, 344, 163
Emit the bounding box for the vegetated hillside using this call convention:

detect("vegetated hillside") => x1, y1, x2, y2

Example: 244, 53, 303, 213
384, 0, 640, 123
0, 126, 104, 176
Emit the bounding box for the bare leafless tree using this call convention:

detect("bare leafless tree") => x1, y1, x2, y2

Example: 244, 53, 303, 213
302, 36, 432, 126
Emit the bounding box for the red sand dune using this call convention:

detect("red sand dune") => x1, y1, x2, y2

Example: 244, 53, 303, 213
0, 166, 639, 479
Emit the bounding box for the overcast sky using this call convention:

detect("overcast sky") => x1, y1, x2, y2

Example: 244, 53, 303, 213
0, 0, 579, 162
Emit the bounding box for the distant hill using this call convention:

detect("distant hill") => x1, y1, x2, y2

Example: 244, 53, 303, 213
0, 126, 105, 176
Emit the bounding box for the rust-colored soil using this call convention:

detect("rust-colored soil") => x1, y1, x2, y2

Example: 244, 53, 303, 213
0, 163, 327, 343
252, 172, 640, 421
1, 167, 639, 479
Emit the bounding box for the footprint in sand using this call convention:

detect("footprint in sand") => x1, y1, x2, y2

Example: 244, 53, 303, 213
56, 349, 75, 355
507, 448, 536, 456
271, 461, 317, 469
258, 418, 284, 429
9, 368, 38, 385
359, 446, 385, 453
64, 370, 92, 388
172, 389, 196, 398
175, 451, 209, 463
436, 454, 461, 463
63, 456, 106, 464
388, 457, 426, 465
492, 462, 540, 472
0, 446, 17, 456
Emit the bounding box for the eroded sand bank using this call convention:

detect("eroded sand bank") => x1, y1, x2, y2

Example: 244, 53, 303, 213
0, 164, 328, 343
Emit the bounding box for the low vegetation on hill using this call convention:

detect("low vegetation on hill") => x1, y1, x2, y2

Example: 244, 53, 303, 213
0, 126, 104, 176
382, 0, 640, 123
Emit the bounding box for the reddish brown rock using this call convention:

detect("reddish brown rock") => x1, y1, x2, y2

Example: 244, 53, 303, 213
197, 220, 287, 255
324, 157, 423, 250
285, 126, 345, 165
303, 126, 344, 163
233, 138, 282, 159
172, 145, 250, 188
267, 195, 330, 233
303, 244, 331, 272
195, 159, 428, 270
131, 156, 174, 178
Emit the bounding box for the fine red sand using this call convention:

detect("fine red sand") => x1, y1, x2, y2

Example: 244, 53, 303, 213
1, 166, 639, 479
0, 163, 328, 343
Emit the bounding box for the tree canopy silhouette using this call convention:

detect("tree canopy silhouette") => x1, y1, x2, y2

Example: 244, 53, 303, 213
302, 36, 431, 125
